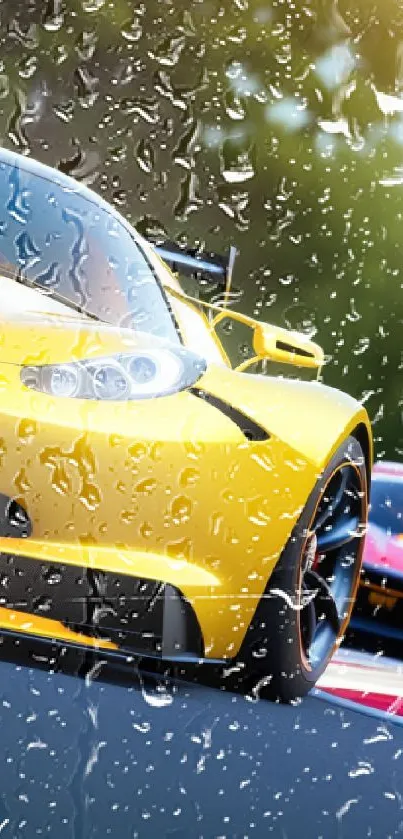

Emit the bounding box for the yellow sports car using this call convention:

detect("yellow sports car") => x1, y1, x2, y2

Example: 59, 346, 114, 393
0, 148, 371, 700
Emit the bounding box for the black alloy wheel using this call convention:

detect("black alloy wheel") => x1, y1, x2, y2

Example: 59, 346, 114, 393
242, 435, 368, 702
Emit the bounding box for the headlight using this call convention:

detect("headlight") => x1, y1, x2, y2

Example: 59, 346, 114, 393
21, 346, 206, 401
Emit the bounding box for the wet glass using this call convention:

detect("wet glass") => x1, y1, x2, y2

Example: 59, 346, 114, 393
0, 156, 179, 342
0, 2, 402, 837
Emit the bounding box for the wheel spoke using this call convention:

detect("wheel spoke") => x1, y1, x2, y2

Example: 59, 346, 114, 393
298, 450, 366, 670
316, 514, 360, 552
301, 582, 317, 649
304, 570, 340, 635
314, 468, 350, 532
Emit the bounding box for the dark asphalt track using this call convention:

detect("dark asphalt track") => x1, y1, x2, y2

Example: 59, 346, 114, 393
0, 636, 401, 839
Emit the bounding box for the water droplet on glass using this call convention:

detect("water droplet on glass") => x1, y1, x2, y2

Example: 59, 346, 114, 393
42, 0, 65, 32
139, 672, 174, 707
120, 510, 137, 525
128, 443, 147, 461
220, 138, 256, 183
122, 16, 143, 43
210, 512, 223, 537
135, 138, 155, 174
224, 91, 246, 121
80, 481, 101, 510
135, 479, 157, 496
81, 0, 105, 11
17, 419, 37, 443
19, 56, 37, 80
14, 469, 31, 494
33, 595, 53, 613
43, 567, 62, 586
0, 75, 9, 98
75, 29, 98, 61
149, 35, 187, 68
171, 495, 192, 524
179, 467, 199, 488
140, 522, 153, 539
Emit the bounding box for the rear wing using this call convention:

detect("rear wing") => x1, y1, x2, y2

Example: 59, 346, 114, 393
153, 239, 238, 300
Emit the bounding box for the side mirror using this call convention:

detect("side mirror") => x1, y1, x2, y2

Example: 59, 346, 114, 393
161, 282, 325, 372
252, 322, 324, 370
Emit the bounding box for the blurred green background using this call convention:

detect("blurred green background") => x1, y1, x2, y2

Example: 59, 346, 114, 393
1, 0, 403, 458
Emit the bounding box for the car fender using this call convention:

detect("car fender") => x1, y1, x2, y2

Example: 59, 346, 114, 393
197, 364, 372, 476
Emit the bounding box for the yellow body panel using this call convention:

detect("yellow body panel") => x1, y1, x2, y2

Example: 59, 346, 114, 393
0, 311, 372, 657
0, 606, 117, 650
0, 149, 373, 676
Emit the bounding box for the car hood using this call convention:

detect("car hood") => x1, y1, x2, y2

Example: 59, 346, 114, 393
0, 275, 172, 365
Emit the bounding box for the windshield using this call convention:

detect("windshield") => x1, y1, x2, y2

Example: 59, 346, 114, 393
370, 477, 403, 535
0, 157, 179, 343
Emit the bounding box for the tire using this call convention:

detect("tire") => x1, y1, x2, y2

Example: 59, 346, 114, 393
241, 435, 368, 702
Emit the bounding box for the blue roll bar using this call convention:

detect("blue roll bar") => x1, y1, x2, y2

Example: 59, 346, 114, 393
153, 240, 237, 289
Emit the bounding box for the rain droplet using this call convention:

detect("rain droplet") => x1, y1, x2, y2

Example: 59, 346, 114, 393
167, 537, 192, 560
42, 0, 65, 32
81, 0, 105, 11
75, 29, 98, 61
74, 67, 99, 109
80, 482, 101, 510
346, 299, 361, 322
17, 419, 37, 443
0, 75, 9, 98
135, 479, 157, 496
14, 469, 31, 494
19, 56, 37, 80
139, 673, 174, 707
128, 443, 147, 461
122, 16, 143, 42
122, 97, 159, 125
53, 100, 75, 123
7, 90, 30, 153
43, 568, 62, 586
120, 510, 137, 525
33, 596, 53, 613
149, 35, 187, 68
348, 762, 374, 778
184, 441, 204, 460
224, 91, 246, 121
140, 522, 153, 539
179, 467, 199, 488
174, 171, 202, 220
171, 496, 192, 524
210, 512, 223, 537
352, 337, 370, 355
135, 138, 155, 174
220, 138, 256, 183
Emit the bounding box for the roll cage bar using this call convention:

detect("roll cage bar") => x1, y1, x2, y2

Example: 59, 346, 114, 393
153, 240, 238, 307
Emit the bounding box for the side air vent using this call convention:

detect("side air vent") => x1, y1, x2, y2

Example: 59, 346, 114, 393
275, 340, 315, 359
190, 388, 270, 442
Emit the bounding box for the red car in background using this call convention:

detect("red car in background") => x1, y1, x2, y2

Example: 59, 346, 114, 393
352, 460, 403, 640
316, 461, 403, 722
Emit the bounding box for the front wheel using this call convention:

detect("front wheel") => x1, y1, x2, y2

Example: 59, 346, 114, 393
243, 435, 368, 702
